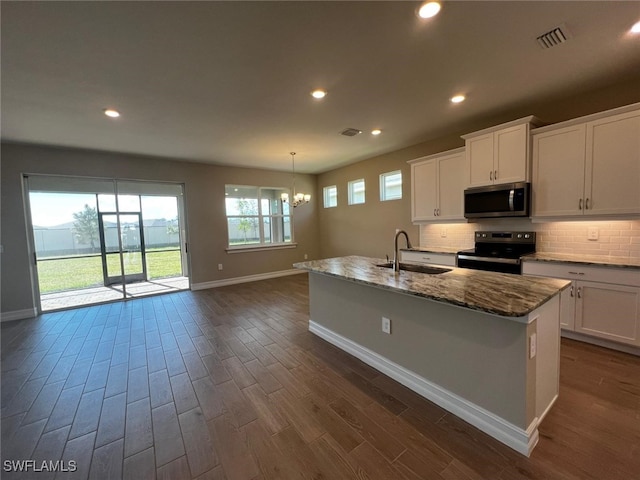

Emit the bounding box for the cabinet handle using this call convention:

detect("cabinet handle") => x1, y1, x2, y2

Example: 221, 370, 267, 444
433, 208, 436, 216
570, 285, 574, 297
489, 171, 493, 181
578, 198, 583, 210
568, 271, 585, 275
585, 198, 589, 210
494, 170, 498, 180
422, 257, 431, 261
577, 286, 582, 299
437, 208, 440, 216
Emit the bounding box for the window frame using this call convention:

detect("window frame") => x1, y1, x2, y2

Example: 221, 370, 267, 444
323, 185, 338, 208
379, 170, 402, 202
224, 184, 294, 252
347, 178, 366, 205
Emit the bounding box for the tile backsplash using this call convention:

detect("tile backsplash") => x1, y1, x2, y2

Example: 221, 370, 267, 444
420, 219, 640, 259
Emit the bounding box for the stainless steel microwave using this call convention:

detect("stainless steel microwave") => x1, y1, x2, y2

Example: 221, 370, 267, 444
464, 182, 530, 218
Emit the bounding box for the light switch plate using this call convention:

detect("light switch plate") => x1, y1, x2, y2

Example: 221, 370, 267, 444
588, 227, 599, 241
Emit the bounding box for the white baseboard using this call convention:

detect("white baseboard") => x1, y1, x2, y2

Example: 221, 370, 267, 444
309, 320, 538, 457
191, 269, 305, 291
561, 330, 640, 356
1, 308, 38, 323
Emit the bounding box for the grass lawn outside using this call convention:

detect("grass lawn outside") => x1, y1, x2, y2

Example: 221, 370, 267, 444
37, 249, 183, 294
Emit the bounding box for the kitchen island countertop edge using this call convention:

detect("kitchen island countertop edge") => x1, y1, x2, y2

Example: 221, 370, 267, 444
294, 255, 570, 318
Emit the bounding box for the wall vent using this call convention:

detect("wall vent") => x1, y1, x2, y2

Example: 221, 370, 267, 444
536, 24, 571, 49
340, 128, 362, 137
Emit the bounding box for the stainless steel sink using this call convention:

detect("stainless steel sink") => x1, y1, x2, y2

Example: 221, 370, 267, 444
376, 262, 451, 275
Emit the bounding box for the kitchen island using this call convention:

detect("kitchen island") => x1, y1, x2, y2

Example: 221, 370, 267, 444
293, 256, 570, 456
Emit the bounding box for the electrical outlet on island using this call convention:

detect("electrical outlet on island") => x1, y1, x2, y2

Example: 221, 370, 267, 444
381, 316, 392, 334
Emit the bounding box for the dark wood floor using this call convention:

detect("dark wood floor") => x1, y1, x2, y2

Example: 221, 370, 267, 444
1, 274, 639, 479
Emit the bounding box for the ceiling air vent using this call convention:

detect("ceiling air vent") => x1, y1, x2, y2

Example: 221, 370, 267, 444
340, 128, 362, 137
536, 24, 571, 49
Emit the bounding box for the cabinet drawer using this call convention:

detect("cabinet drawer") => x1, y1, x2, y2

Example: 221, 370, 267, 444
522, 261, 640, 287
401, 251, 456, 267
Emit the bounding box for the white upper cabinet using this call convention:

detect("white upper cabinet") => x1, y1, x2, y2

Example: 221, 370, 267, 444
532, 104, 640, 218
463, 117, 539, 188
586, 109, 640, 215
409, 147, 466, 223
532, 124, 587, 217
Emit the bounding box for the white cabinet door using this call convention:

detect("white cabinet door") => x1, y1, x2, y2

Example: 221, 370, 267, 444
411, 159, 437, 221
585, 109, 640, 216
532, 124, 586, 217
494, 123, 529, 184
437, 150, 466, 220
467, 133, 494, 187
575, 281, 640, 346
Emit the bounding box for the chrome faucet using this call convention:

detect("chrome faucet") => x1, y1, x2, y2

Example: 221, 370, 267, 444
393, 230, 412, 273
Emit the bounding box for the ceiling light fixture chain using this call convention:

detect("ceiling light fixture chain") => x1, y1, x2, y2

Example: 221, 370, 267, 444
281, 152, 310, 208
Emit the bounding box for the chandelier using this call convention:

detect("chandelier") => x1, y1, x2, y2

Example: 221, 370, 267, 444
280, 152, 310, 207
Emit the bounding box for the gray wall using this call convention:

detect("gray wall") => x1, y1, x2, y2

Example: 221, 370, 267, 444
316, 77, 640, 259
1, 143, 320, 314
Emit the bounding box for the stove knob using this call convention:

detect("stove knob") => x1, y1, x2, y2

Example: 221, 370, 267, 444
517, 234, 523, 239
524, 234, 530, 239
481, 233, 487, 238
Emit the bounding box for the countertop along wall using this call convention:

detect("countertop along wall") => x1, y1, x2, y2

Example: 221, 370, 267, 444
0, 143, 320, 317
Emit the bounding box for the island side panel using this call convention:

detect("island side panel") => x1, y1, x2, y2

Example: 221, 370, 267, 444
308, 272, 532, 430
531, 294, 560, 421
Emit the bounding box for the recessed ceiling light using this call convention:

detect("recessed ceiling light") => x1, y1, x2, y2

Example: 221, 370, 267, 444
631, 21, 640, 34
104, 109, 120, 118
450, 95, 466, 104
418, 1, 441, 19
311, 89, 327, 99
371, 129, 382, 136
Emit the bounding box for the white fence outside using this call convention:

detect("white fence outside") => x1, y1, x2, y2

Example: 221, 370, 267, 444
34, 226, 180, 257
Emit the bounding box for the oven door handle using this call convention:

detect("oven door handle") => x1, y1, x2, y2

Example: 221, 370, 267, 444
509, 189, 515, 211
457, 255, 521, 265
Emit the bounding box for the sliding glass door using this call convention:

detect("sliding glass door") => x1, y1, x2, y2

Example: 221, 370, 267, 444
99, 213, 147, 285
24, 175, 188, 312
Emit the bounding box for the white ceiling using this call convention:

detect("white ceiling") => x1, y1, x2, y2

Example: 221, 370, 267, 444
2, 1, 639, 173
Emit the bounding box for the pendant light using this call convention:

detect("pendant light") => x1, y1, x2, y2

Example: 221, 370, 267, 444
281, 152, 310, 207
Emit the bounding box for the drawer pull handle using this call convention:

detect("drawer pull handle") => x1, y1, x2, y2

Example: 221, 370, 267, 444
422, 257, 431, 261
568, 271, 585, 275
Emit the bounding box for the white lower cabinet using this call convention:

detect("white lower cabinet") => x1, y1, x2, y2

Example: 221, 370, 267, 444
523, 261, 640, 348
401, 250, 456, 267
576, 281, 639, 345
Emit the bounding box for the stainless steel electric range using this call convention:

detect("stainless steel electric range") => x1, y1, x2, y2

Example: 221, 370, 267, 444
456, 231, 536, 275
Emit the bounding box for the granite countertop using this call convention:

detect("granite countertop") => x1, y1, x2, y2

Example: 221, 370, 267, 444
523, 252, 640, 270
401, 246, 460, 255
293, 255, 569, 318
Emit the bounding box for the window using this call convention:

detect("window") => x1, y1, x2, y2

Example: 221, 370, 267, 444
348, 179, 365, 205
225, 185, 291, 248
380, 170, 402, 201
323, 185, 337, 208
